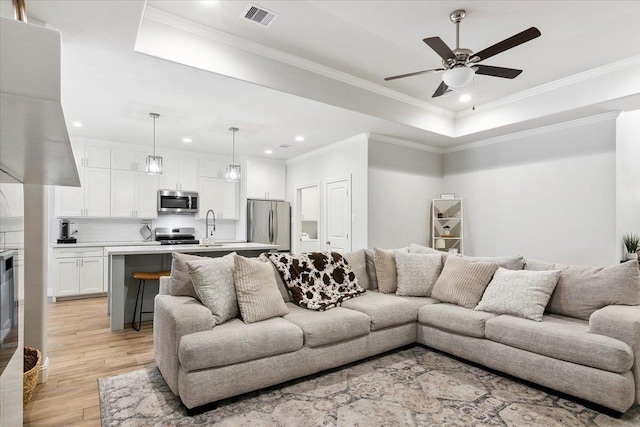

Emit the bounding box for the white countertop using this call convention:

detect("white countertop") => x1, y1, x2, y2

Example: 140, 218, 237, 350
51, 241, 160, 248
104, 242, 278, 255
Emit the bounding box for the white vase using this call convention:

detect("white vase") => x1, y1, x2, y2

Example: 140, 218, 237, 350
626, 252, 639, 260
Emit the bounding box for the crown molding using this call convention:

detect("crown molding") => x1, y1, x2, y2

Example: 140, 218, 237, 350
443, 111, 620, 154
367, 133, 443, 154
455, 56, 640, 118
286, 133, 368, 164
143, 6, 452, 117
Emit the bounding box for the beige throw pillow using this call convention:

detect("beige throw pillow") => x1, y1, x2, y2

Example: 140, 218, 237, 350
373, 247, 409, 293
234, 255, 289, 323
475, 267, 561, 321
187, 256, 238, 324
170, 252, 235, 298
431, 255, 499, 308
395, 252, 442, 297
462, 254, 525, 270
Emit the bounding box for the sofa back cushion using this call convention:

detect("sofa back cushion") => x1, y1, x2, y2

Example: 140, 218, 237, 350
364, 249, 378, 290
462, 255, 525, 270
431, 255, 499, 308
259, 253, 290, 302
343, 249, 370, 289
525, 259, 640, 320
395, 252, 442, 297
234, 255, 289, 323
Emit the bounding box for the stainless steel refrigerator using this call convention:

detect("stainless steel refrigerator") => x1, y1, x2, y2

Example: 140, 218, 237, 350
247, 199, 291, 252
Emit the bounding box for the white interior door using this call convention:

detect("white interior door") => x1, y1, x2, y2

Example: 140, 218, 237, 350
325, 179, 351, 253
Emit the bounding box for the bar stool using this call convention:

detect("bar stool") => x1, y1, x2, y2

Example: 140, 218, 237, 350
131, 270, 171, 331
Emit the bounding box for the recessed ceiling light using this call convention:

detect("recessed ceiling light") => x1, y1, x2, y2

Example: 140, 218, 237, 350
72, 121, 83, 127
459, 94, 472, 103
182, 137, 192, 143
294, 136, 305, 142
264, 149, 273, 154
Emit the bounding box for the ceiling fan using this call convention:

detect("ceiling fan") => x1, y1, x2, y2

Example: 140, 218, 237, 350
384, 10, 541, 98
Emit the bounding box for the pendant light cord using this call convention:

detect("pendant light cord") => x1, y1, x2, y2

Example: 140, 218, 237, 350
229, 127, 239, 165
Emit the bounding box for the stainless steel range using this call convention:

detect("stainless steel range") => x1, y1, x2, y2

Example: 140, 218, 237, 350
155, 227, 199, 245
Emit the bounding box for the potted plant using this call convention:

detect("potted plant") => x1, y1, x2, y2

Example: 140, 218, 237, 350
623, 233, 639, 260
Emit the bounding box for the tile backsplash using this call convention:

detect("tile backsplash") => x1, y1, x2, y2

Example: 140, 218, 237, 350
49, 215, 238, 244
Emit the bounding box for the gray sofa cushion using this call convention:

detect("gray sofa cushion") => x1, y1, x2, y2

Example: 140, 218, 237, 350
187, 257, 238, 325
343, 249, 370, 289
419, 303, 497, 338
179, 317, 303, 371
462, 255, 525, 270
170, 252, 235, 298
374, 247, 409, 293
258, 254, 290, 302
485, 314, 634, 373
283, 303, 370, 347
341, 291, 418, 331
393, 295, 441, 311
525, 259, 640, 320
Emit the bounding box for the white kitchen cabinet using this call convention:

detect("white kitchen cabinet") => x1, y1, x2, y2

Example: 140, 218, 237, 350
199, 159, 225, 178
245, 161, 286, 200
198, 177, 239, 220
111, 149, 148, 172
110, 170, 158, 218
160, 156, 198, 191
55, 167, 111, 217
74, 144, 110, 169
53, 247, 104, 297
0, 182, 24, 217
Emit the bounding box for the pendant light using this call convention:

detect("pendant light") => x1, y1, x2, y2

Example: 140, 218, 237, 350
146, 112, 163, 175
226, 127, 240, 181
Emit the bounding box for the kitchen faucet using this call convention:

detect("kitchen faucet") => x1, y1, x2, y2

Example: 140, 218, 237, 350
205, 209, 216, 243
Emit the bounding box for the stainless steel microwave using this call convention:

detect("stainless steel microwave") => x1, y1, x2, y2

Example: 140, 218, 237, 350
157, 190, 199, 214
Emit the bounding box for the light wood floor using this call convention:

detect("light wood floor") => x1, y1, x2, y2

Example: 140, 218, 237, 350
24, 297, 155, 426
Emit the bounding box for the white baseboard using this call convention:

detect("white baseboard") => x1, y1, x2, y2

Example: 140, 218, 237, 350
37, 356, 50, 384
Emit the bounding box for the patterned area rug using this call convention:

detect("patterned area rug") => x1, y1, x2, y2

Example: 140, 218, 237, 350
98, 346, 640, 426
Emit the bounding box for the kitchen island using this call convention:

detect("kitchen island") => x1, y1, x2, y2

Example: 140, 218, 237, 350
105, 243, 278, 331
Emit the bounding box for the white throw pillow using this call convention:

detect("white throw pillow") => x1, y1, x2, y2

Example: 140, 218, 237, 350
187, 256, 238, 325
395, 252, 442, 297
475, 267, 561, 321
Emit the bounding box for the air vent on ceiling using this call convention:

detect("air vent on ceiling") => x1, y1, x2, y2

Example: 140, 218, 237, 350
278, 144, 290, 148
241, 3, 279, 28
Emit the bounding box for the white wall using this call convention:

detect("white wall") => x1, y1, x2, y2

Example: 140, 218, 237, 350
443, 115, 617, 266
286, 134, 368, 252
615, 110, 640, 260
368, 139, 443, 248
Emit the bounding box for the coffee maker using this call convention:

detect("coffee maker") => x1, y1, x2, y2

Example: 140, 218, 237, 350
57, 219, 77, 244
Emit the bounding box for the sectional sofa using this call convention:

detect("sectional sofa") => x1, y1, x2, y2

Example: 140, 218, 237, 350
153, 248, 640, 414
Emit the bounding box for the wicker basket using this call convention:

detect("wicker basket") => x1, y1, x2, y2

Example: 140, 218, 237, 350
23, 347, 42, 406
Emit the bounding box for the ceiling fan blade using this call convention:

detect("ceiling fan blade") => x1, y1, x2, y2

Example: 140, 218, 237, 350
432, 81, 449, 98
474, 65, 523, 79
423, 37, 456, 61
384, 68, 445, 81
471, 27, 541, 62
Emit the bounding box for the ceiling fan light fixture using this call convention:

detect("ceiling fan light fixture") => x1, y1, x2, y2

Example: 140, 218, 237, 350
442, 67, 475, 89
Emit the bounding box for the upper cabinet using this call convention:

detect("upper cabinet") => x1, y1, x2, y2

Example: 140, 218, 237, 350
245, 161, 286, 200
160, 156, 198, 191
198, 177, 239, 220
55, 167, 111, 217
75, 145, 110, 169
110, 170, 158, 218
111, 149, 148, 172
199, 159, 226, 179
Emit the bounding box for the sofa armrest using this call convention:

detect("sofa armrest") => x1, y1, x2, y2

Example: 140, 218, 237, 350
154, 294, 214, 395
159, 276, 171, 295
590, 305, 640, 404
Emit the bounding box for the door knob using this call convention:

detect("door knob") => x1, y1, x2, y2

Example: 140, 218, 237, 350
326, 241, 331, 244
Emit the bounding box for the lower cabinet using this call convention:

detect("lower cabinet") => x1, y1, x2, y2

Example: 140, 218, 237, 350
53, 247, 105, 297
